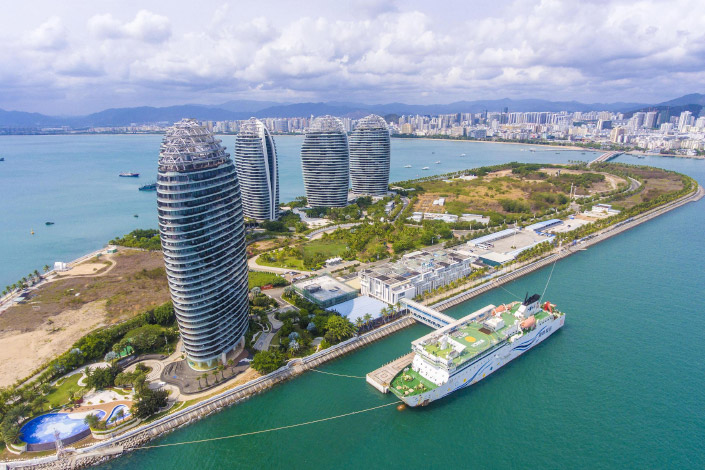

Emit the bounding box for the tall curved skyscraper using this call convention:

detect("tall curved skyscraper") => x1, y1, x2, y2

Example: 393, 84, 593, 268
349, 114, 390, 196
234, 118, 279, 221
157, 119, 249, 370
301, 115, 349, 207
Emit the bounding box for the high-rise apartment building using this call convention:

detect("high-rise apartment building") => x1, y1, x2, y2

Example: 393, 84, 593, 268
233, 118, 279, 221
300, 115, 349, 207
157, 119, 250, 370
349, 114, 390, 196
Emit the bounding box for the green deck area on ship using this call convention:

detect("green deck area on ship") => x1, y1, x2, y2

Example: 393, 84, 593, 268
390, 368, 438, 398
423, 305, 522, 366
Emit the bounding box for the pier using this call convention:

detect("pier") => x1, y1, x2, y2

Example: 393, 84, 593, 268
366, 353, 415, 393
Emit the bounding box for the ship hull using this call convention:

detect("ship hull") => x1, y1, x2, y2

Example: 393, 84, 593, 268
400, 315, 565, 407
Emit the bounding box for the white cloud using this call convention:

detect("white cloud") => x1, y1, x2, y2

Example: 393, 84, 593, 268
4, 0, 705, 113
88, 10, 171, 43
25, 17, 67, 50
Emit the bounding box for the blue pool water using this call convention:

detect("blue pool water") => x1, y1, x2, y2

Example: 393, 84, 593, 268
20, 410, 106, 444
107, 405, 131, 424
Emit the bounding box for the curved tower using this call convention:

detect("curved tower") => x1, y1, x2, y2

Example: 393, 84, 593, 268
300, 115, 349, 207
349, 115, 390, 196
234, 118, 279, 221
157, 118, 249, 370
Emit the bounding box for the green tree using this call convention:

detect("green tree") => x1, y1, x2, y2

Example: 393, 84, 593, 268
325, 316, 356, 342
251, 351, 285, 374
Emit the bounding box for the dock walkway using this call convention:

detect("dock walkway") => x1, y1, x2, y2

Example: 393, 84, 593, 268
366, 353, 415, 393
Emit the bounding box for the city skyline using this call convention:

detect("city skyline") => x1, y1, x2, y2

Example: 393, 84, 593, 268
3, 0, 705, 114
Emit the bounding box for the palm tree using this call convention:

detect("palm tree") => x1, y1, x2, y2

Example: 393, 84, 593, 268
211, 370, 218, 384
363, 313, 373, 330
115, 408, 125, 423
43, 265, 50, 273
33, 269, 40, 279
218, 365, 225, 380
202, 373, 209, 386
380, 308, 389, 324
355, 318, 364, 331
227, 359, 235, 374
196, 375, 202, 388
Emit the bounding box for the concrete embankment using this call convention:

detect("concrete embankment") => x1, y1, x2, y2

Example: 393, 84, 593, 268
4, 316, 415, 470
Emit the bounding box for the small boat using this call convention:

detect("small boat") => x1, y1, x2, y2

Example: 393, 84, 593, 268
119, 172, 140, 177
133, 214, 139, 218
422, 166, 430, 170
529, 149, 536, 152
138, 183, 157, 191
460, 153, 466, 157
404, 165, 412, 168
0, 157, 4, 161
434, 161, 441, 164
45, 222, 55, 226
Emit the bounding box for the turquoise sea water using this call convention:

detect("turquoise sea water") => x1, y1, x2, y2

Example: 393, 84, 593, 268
2, 136, 704, 469
0, 135, 597, 287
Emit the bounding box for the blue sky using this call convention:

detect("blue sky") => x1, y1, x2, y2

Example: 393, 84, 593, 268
2, 0, 704, 114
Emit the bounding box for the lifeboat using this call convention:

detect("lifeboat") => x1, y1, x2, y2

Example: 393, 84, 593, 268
520, 315, 536, 330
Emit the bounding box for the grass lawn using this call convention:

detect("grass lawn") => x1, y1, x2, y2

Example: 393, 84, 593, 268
248, 271, 288, 289
256, 254, 305, 270
46, 373, 84, 408
302, 239, 347, 258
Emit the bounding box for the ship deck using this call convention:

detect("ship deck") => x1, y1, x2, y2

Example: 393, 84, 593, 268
422, 305, 521, 367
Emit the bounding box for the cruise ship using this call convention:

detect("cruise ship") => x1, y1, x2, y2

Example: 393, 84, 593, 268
391, 294, 564, 406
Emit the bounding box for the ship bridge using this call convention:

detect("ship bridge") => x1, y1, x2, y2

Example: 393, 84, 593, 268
400, 299, 456, 329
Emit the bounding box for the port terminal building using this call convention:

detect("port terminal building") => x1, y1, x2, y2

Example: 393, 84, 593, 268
467, 223, 558, 266
359, 248, 477, 305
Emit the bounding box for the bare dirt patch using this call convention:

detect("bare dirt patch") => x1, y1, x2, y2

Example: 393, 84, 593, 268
0, 249, 170, 386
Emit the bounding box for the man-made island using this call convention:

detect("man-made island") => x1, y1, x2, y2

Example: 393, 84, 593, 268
0, 161, 701, 468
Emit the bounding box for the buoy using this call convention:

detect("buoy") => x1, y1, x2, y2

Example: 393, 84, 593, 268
396, 404, 406, 411
31, 228, 34, 235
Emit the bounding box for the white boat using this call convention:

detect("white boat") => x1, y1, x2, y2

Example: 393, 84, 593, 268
422, 166, 430, 170
434, 161, 441, 164
460, 153, 466, 157
389, 294, 564, 407
404, 165, 412, 168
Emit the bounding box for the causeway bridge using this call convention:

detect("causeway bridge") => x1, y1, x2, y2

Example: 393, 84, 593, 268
588, 151, 622, 167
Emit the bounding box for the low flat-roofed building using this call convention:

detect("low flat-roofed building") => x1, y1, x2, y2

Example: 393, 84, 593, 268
327, 295, 387, 323
292, 274, 358, 308
359, 248, 476, 304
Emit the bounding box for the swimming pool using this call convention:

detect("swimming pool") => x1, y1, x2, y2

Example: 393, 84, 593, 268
20, 410, 106, 445
106, 404, 132, 425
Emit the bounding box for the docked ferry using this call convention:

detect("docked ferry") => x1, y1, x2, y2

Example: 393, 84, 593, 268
391, 294, 564, 406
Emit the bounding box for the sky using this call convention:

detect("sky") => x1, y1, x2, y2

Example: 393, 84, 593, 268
1, 0, 704, 115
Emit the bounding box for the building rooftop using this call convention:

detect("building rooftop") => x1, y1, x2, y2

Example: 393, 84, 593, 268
293, 274, 357, 304
328, 295, 387, 323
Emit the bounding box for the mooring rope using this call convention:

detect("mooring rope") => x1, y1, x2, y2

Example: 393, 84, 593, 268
309, 369, 366, 379
138, 401, 399, 450
540, 259, 558, 301
498, 284, 521, 300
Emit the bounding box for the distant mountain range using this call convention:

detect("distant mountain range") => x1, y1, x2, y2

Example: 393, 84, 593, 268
1, 94, 703, 128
